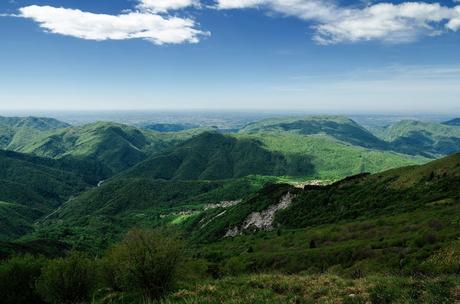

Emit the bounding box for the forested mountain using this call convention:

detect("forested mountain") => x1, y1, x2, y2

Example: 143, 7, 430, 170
12, 121, 214, 175
1, 115, 460, 304
122, 132, 315, 180
0, 150, 105, 240
241, 115, 388, 149
0, 116, 69, 151
238, 116, 428, 178
383, 120, 460, 157
188, 152, 460, 242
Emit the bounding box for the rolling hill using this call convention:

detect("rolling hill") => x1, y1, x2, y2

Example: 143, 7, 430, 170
13, 121, 214, 175
238, 116, 428, 179
0, 116, 69, 151
241, 115, 388, 149
122, 132, 315, 180
383, 120, 460, 157
0, 150, 105, 240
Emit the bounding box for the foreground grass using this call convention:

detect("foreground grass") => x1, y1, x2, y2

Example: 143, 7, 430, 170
155, 273, 460, 304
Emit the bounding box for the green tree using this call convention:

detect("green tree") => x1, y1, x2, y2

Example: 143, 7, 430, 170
105, 228, 183, 301
0, 255, 46, 304
36, 251, 96, 304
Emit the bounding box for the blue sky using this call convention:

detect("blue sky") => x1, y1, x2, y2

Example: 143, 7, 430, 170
0, 0, 459, 113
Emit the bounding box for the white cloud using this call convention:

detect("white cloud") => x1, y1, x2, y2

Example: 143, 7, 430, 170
446, 6, 460, 30
17, 3, 208, 45
137, 0, 198, 13
216, 0, 460, 44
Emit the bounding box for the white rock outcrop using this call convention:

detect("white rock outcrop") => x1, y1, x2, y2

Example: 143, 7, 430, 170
224, 192, 295, 237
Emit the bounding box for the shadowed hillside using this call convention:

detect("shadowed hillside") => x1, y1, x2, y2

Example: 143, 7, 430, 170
0, 150, 106, 240
122, 132, 315, 180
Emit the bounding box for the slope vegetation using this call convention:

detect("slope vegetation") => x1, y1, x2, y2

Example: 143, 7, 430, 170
123, 132, 315, 180
0, 150, 104, 240
0, 116, 69, 151
384, 120, 460, 157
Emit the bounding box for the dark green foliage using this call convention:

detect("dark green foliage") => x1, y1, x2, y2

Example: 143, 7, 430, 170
0, 255, 46, 304
0, 239, 69, 259
0, 150, 108, 240
276, 153, 460, 228
185, 183, 294, 242
34, 176, 271, 250
123, 132, 315, 180
36, 251, 96, 304
103, 229, 183, 300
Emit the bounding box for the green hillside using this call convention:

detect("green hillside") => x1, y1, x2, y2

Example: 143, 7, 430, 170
189, 153, 460, 243
14, 122, 212, 175
237, 129, 427, 180
180, 153, 460, 287
0, 116, 69, 151
384, 120, 460, 157
122, 132, 315, 180
0, 116, 69, 131
0, 150, 105, 240
241, 115, 388, 149
32, 176, 275, 249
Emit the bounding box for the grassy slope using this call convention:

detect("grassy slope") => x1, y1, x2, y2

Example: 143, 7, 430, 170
158, 273, 459, 304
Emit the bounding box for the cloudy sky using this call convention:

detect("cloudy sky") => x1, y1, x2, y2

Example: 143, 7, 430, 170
0, 0, 459, 113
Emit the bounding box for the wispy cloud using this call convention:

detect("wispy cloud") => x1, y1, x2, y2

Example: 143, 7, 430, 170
216, 0, 460, 44
15, 1, 208, 45
137, 0, 199, 13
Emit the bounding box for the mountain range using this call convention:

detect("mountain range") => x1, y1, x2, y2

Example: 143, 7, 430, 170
0, 114, 459, 250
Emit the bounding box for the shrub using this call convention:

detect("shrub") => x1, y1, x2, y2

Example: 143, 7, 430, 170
105, 228, 183, 300
222, 257, 246, 276
368, 283, 399, 304
36, 251, 96, 304
0, 255, 46, 304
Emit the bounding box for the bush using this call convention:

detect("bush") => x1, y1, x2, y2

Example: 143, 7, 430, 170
0, 255, 46, 304
368, 283, 399, 304
104, 228, 183, 300
36, 251, 96, 304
